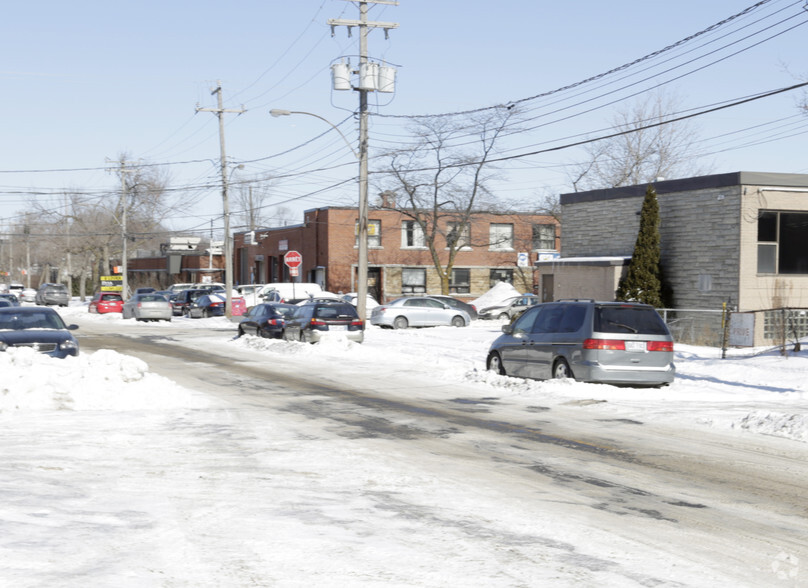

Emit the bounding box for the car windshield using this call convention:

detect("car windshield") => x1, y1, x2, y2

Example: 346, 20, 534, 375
0, 311, 65, 330
594, 305, 669, 335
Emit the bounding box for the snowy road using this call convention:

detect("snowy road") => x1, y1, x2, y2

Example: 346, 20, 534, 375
54, 316, 808, 587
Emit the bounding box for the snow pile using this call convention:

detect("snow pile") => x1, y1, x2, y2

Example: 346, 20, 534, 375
470, 281, 522, 309
0, 347, 212, 412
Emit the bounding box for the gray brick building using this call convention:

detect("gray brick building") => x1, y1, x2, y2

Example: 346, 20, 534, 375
536, 172, 808, 346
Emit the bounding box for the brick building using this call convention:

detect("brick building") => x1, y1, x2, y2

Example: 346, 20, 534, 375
234, 206, 559, 303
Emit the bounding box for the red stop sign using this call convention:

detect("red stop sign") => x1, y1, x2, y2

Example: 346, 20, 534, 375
284, 250, 302, 268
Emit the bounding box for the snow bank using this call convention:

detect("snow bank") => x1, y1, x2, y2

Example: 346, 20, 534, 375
0, 347, 212, 412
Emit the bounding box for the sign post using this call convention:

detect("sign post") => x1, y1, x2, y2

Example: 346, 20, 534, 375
284, 250, 302, 298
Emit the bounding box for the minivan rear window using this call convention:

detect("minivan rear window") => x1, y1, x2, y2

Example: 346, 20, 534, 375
595, 306, 669, 335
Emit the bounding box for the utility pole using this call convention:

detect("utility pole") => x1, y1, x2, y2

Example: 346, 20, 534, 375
108, 158, 138, 299
196, 81, 245, 318
328, 0, 398, 321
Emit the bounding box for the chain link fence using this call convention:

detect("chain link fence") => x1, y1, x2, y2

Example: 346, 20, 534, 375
658, 306, 808, 354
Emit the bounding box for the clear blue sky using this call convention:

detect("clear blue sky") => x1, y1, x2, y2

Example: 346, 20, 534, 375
2, 0, 807, 238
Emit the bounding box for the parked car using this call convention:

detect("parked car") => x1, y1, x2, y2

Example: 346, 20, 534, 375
134, 287, 157, 295
486, 300, 675, 387
167, 283, 195, 294
122, 293, 172, 322
427, 295, 478, 320
88, 292, 124, 314
340, 292, 380, 315
283, 301, 365, 343
258, 283, 326, 305
35, 283, 70, 307
0, 293, 21, 307
370, 297, 470, 329
478, 294, 539, 320
8, 283, 24, 299
0, 306, 80, 358
237, 303, 297, 338
21, 288, 37, 303
188, 294, 247, 318
171, 288, 212, 316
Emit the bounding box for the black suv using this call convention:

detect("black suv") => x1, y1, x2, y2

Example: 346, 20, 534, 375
282, 302, 364, 343
171, 288, 212, 316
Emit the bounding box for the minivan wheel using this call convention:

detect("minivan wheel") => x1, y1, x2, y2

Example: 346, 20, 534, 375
487, 352, 506, 375
450, 316, 465, 327
553, 358, 573, 380
393, 316, 409, 329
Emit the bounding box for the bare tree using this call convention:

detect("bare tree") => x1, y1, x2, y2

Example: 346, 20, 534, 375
378, 107, 518, 294
27, 155, 173, 293
231, 175, 281, 231
569, 92, 713, 191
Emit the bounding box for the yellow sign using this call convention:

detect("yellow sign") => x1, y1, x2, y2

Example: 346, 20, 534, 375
100, 275, 123, 291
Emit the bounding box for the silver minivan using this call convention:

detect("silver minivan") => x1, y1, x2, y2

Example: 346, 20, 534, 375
486, 300, 675, 387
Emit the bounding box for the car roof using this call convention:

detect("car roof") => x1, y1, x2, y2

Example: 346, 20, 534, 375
0, 306, 58, 315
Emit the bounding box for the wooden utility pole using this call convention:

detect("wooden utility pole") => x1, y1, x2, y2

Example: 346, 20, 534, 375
196, 81, 245, 318
328, 0, 397, 320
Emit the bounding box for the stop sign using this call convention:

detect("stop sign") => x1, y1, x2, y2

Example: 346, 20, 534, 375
284, 250, 302, 268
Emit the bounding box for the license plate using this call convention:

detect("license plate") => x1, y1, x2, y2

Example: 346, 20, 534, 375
625, 341, 646, 352
330, 325, 347, 331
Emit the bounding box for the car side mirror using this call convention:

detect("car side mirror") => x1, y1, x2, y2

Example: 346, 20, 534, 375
68, 324, 79, 331
501, 324, 514, 335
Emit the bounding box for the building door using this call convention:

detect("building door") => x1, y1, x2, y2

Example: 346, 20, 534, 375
368, 267, 382, 303
542, 274, 554, 302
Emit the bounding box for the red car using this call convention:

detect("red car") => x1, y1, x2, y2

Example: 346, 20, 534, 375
88, 292, 124, 314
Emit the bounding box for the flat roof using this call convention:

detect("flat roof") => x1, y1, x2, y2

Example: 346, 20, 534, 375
535, 256, 630, 267
560, 171, 808, 205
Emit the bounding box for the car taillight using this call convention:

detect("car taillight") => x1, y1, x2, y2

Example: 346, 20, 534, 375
310, 319, 327, 326
647, 340, 674, 352
267, 319, 282, 326
583, 338, 625, 350
350, 319, 364, 328
211, 301, 223, 307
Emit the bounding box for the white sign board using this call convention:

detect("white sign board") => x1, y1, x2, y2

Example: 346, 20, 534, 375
517, 252, 529, 268
729, 312, 755, 347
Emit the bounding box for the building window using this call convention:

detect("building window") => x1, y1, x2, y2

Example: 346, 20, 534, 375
757, 211, 808, 274
490, 268, 513, 288
401, 220, 425, 248
402, 268, 426, 294
446, 222, 471, 249
532, 224, 556, 250
356, 219, 382, 248
450, 268, 470, 294
489, 223, 514, 250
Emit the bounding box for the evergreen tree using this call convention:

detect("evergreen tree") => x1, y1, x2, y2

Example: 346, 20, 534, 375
616, 184, 664, 307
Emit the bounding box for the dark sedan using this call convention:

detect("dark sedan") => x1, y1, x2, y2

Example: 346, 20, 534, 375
237, 303, 297, 338
283, 301, 365, 343
0, 307, 80, 358
0, 294, 21, 307
428, 295, 478, 320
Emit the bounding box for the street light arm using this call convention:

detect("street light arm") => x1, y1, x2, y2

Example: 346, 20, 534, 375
270, 109, 359, 159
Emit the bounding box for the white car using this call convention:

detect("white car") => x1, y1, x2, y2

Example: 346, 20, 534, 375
370, 297, 470, 329
21, 288, 38, 303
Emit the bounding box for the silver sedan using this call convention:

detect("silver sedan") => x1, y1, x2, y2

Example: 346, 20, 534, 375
370, 296, 470, 329
122, 293, 172, 322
